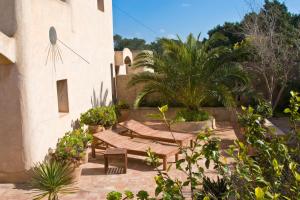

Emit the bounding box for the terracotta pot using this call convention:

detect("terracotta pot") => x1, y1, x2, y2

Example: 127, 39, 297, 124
71, 165, 82, 182
82, 148, 90, 164
118, 109, 130, 122
248, 145, 257, 156
88, 125, 105, 134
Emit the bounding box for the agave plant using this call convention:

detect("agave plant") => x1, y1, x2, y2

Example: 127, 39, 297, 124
130, 34, 249, 110
202, 176, 229, 199
31, 161, 76, 200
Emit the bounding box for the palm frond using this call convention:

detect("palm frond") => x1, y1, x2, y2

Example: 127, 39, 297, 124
133, 50, 154, 69
128, 72, 164, 87
129, 34, 249, 109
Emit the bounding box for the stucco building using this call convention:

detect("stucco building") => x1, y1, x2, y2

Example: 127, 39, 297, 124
0, 0, 114, 182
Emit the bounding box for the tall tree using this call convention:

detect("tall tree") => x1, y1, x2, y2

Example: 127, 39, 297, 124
240, 0, 300, 110
207, 22, 244, 48
113, 34, 149, 51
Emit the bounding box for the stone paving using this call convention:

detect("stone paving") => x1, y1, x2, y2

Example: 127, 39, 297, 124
0, 122, 236, 200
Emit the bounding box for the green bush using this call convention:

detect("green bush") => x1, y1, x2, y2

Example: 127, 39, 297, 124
117, 100, 130, 109
80, 106, 117, 127
255, 100, 273, 118
53, 129, 92, 165
176, 109, 209, 122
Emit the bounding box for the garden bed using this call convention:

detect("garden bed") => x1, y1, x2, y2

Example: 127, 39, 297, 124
170, 116, 216, 133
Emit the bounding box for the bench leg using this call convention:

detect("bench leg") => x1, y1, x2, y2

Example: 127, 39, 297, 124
104, 156, 108, 174
175, 154, 179, 162
163, 157, 167, 171
190, 140, 193, 148
124, 154, 127, 174
91, 140, 96, 158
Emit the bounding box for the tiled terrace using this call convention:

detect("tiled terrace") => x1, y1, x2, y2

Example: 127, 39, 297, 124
0, 122, 237, 200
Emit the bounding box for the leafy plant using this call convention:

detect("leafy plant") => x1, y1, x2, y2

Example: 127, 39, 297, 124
227, 92, 300, 199
130, 34, 248, 110
106, 190, 134, 200
176, 109, 209, 122
256, 100, 273, 119
31, 160, 76, 200
197, 177, 229, 200
80, 106, 117, 127
106, 191, 122, 200
107, 91, 300, 199
53, 129, 92, 166
117, 100, 130, 109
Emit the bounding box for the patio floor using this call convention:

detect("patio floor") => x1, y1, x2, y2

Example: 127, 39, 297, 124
0, 122, 237, 200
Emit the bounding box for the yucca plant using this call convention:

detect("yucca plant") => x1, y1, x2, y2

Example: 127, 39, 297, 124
201, 177, 229, 200
31, 160, 76, 200
130, 33, 249, 110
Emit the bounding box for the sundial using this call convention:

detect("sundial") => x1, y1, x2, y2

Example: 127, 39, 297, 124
45, 26, 90, 67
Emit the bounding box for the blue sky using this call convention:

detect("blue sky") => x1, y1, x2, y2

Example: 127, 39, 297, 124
113, 0, 300, 43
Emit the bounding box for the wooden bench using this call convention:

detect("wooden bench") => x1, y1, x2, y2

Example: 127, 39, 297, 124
119, 120, 195, 146
93, 130, 180, 170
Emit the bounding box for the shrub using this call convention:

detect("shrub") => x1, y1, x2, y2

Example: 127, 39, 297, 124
255, 100, 273, 118
53, 129, 92, 165
80, 106, 117, 127
227, 91, 300, 199
197, 177, 229, 200
31, 160, 76, 200
117, 100, 130, 109
176, 109, 209, 122
106, 191, 134, 200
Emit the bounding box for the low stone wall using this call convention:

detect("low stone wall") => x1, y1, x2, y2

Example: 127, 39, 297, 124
116, 75, 159, 106
116, 75, 144, 106
126, 107, 236, 122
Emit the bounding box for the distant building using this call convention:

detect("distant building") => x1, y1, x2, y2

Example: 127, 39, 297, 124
114, 49, 153, 76
0, 0, 114, 182
114, 49, 154, 106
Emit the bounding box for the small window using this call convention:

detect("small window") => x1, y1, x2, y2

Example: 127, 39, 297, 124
60, 0, 67, 2
97, 0, 104, 12
56, 79, 69, 113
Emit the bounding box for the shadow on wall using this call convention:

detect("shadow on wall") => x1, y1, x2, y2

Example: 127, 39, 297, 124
91, 82, 112, 108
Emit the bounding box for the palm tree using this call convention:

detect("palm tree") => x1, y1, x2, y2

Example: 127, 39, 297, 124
129, 34, 248, 111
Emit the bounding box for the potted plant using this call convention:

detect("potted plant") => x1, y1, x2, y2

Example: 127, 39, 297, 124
80, 106, 117, 157
31, 160, 76, 200
53, 129, 92, 181
116, 100, 130, 122
80, 106, 117, 132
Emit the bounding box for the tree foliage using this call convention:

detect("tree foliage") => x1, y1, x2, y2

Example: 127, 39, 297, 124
130, 34, 248, 110
107, 91, 300, 199
238, 0, 300, 111
114, 34, 149, 51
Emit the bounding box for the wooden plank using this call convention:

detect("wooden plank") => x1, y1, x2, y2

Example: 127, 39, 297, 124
94, 130, 180, 159
119, 120, 195, 145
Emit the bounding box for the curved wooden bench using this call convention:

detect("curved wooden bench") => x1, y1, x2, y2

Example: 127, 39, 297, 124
93, 130, 180, 170
119, 120, 195, 146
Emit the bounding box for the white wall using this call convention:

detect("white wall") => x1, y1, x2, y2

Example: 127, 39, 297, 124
0, 0, 114, 182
